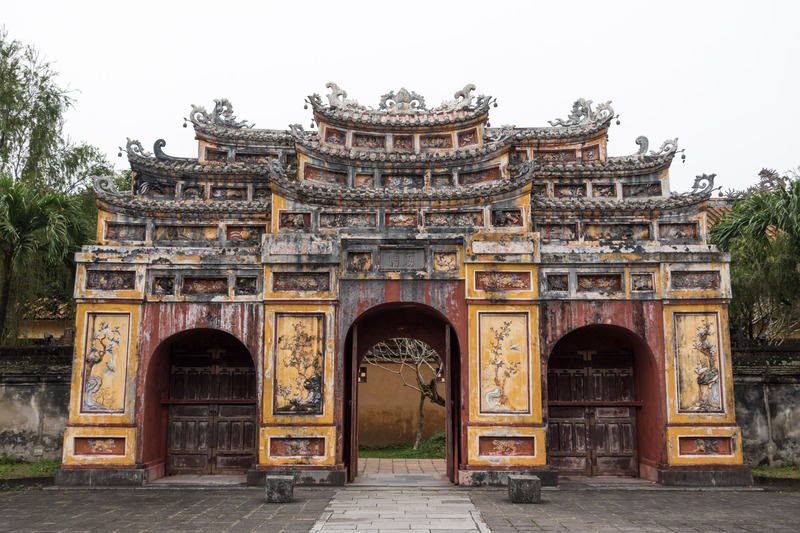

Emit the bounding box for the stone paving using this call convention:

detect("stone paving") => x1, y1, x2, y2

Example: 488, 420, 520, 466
359, 458, 447, 475
1, 476, 800, 532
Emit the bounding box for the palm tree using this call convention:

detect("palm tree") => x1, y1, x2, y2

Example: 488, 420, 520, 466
710, 179, 800, 252
0, 175, 87, 340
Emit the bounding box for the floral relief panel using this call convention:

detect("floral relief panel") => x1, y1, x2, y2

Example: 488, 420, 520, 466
479, 313, 530, 414
675, 313, 724, 413
81, 313, 130, 413
273, 314, 325, 415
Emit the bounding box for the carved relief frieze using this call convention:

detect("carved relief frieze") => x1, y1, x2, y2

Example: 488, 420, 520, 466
478, 436, 535, 456
577, 274, 623, 293
137, 180, 174, 199
592, 184, 616, 198
431, 173, 453, 187
585, 223, 650, 241
659, 223, 700, 241
623, 182, 662, 198
355, 173, 373, 187
305, 165, 347, 185
532, 184, 547, 197
269, 437, 325, 457
353, 133, 386, 149
475, 271, 532, 291
226, 225, 266, 244
181, 186, 205, 200
273, 272, 329, 292
154, 225, 218, 242
583, 145, 600, 161
631, 273, 655, 292
182, 277, 228, 295
538, 224, 578, 241
420, 134, 452, 149
320, 212, 376, 229
105, 223, 146, 242
393, 135, 413, 150
279, 212, 311, 229
546, 274, 569, 292
537, 150, 576, 162
385, 213, 417, 227
210, 187, 246, 200
234, 276, 259, 295
458, 128, 478, 147
253, 187, 270, 200
324, 128, 346, 145
205, 148, 227, 163
383, 174, 423, 188
671, 271, 721, 290
433, 252, 458, 272
152, 276, 175, 296
460, 167, 500, 186
74, 437, 125, 455
554, 184, 586, 197
678, 436, 732, 456
86, 270, 136, 291
347, 252, 373, 272
492, 209, 523, 227
425, 211, 483, 227
235, 152, 276, 164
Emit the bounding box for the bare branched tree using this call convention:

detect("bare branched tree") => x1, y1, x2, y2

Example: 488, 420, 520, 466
362, 338, 444, 450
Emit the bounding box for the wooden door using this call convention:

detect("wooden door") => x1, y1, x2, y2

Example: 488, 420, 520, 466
166, 347, 257, 475
547, 351, 638, 476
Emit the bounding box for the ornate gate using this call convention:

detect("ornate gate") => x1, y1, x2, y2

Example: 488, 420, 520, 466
166, 346, 257, 475
547, 350, 638, 476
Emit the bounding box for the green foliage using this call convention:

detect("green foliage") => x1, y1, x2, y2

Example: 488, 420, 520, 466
0, 27, 112, 192
750, 464, 800, 479
358, 431, 446, 459
711, 175, 800, 341
0, 456, 61, 479
0, 176, 89, 340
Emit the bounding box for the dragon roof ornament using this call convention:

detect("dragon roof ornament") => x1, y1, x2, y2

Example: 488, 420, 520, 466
671, 173, 719, 197
187, 98, 253, 129
121, 138, 151, 159
548, 98, 614, 127
309, 82, 493, 115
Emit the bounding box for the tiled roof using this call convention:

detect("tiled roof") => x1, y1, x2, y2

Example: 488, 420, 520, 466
531, 192, 712, 214
96, 189, 271, 218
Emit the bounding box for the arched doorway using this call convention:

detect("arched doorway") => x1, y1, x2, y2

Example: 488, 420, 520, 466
343, 303, 462, 483
141, 328, 257, 477
546, 324, 660, 477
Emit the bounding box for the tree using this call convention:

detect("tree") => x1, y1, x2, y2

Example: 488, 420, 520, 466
363, 338, 445, 450
0, 27, 112, 192
0, 176, 88, 340
710, 170, 800, 342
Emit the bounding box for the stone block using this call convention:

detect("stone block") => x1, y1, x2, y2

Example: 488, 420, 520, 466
508, 474, 541, 503
265, 475, 295, 503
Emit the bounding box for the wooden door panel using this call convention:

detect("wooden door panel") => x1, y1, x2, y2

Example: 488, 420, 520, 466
166, 347, 256, 476
548, 351, 637, 477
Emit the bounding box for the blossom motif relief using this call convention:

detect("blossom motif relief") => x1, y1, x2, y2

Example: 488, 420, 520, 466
675, 314, 723, 413
81, 314, 130, 413
274, 314, 325, 415
479, 314, 530, 414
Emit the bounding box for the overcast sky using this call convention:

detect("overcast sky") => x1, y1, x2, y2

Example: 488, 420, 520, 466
4, 0, 799, 193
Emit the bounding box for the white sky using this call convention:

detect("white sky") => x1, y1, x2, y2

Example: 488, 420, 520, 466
4, 0, 799, 192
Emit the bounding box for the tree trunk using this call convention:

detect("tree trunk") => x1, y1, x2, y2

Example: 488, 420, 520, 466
0, 258, 13, 342
414, 392, 425, 450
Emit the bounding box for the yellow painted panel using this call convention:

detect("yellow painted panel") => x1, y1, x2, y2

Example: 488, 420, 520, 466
62, 426, 136, 465
468, 304, 541, 425
466, 426, 547, 466
263, 304, 335, 425
263, 265, 338, 300
69, 303, 140, 425
664, 304, 736, 424
666, 426, 744, 466
259, 426, 336, 466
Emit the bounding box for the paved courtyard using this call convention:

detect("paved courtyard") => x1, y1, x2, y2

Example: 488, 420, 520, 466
1, 484, 799, 532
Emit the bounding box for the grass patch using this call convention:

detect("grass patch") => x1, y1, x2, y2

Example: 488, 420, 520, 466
0, 454, 60, 479
751, 464, 800, 479
358, 431, 446, 459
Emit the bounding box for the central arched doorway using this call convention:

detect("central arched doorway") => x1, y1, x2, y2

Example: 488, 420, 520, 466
343, 303, 462, 483
546, 324, 660, 477
142, 328, 258, 477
